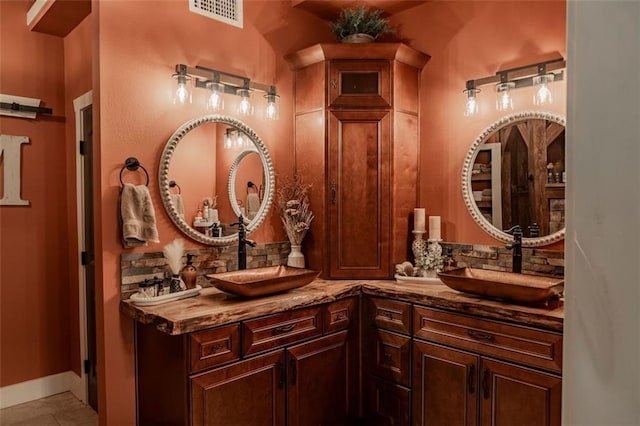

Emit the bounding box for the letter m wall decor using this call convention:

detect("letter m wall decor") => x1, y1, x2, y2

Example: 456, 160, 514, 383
0, 134, 30, 206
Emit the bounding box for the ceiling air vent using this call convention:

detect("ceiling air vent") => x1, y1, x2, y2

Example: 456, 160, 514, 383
189, 0, 243, 28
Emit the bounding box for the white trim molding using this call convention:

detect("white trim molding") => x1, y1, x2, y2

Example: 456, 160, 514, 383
0, 371, 81, 409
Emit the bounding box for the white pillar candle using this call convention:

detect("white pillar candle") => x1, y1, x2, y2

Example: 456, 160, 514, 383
210, 209, 219, 224
429, 216, 441, 240
414, 208, 426, 232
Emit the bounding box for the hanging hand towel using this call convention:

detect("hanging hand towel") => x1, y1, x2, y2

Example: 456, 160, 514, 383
120, 183, 160, 248
246, 193, 261, 220
169, 193, 185, 219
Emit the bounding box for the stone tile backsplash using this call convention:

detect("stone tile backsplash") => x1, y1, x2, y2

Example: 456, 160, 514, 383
120, 241, 290, 300
120, 241, 564, 300
441, 242, 564, 276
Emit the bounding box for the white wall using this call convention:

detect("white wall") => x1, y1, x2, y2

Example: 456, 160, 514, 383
564, 1, 640, 425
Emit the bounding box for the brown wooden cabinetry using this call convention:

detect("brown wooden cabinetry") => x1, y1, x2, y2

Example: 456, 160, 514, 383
286, 44, 429, 278
135, 298, 358, 426
412, 306, 562, 426
363, 297, 412, 426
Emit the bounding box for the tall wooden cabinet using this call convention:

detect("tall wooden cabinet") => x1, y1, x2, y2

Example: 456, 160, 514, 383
286, 44, 429, 278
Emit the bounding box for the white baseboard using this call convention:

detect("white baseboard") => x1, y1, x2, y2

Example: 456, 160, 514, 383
0, 371, 84, 409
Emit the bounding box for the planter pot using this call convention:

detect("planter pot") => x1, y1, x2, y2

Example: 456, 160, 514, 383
341, 33, 375, 43
287, 244, 306, 268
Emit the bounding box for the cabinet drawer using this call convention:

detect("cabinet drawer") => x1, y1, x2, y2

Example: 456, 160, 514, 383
189, 324, 241, 372
367, 298, 411, 334
367, 328, 411, 387
242, 307, 322, 356
413, 306, 562, 373
324, 298, 356, 333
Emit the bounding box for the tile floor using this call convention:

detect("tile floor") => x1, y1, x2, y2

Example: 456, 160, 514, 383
0, 392, 97, 425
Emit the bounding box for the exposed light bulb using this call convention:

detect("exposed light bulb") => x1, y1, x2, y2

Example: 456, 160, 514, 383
264, 92, 279, 120
206, 82, 224, 111
224, 129, 233, 149
237, 89, 253, 116
533, 74, 554, 105
495, 82, 515, 112
172, 74, 192, 105
235, 133, 245, 148
463, 88, 480, 116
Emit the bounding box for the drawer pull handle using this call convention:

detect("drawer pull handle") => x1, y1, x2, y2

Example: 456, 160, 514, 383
467, 329, 496, 342
273, 324, 295, 335
482, 368, 490, 399
210, 343, 223, 352
277, 361, 285, 388
330, 182, 337, 205
290, 358, 297, 385
383, 352, 392, 360
468, 365, 475, 394
380, 311, 393, 320
334, 312, 346, 321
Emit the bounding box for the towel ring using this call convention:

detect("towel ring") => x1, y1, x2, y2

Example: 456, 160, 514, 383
120, 157, 149, 186
169, 180, 181, 194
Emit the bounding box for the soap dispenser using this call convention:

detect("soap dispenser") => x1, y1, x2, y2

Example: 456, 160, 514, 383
180, 254, 198, 289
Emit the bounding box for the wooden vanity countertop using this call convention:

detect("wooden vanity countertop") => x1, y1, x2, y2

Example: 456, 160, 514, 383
120, 279, 564, 335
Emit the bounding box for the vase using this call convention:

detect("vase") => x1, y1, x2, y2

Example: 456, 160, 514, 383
341, 33, 375, 43
180, 254, 198, 289
287, 244, 305, 268
422, 269, 437, 279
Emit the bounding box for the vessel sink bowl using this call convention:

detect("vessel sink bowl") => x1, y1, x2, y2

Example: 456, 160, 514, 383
206, 265, 320, 297
437, 267, 564, 305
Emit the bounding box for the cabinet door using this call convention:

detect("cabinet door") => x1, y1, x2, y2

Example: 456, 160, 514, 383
190, 351, 285, 426
329, 60, 391, 108
366, 374, 411, 426
413, 340, 478, 426
480, 358, 561, 426
287, 330, 356, 426
328, 110, 391, 278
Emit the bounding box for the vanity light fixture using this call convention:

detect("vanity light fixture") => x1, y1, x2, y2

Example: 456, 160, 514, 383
463, 81, 480, 117
172, 64, 278, 119
463, 57, 565, 116
206, 79, 225, 112
224, 128, 234, 149
264, 88, 279, 121
533, 63, 554, 105
495, 72, 515, 112
172, 65, 192, 105
236, 87, 253, 116
224, 128, 250, 150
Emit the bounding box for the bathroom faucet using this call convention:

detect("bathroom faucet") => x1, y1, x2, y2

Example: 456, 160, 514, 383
504, 225, 523, 273
232, 215, 256, 270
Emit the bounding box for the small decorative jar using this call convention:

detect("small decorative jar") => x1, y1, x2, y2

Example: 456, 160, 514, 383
180, 254, 198, 289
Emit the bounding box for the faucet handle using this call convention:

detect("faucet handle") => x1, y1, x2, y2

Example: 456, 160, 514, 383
504, 225, 522, 235
244, 238, 257, 247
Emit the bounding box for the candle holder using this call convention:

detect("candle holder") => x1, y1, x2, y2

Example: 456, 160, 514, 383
427, 239, 443, 257
412, 230, 427, 268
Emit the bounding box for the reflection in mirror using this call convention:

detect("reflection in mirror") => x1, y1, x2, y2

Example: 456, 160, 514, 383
462, 111, 565, 247
228, 150, 265, 222
159, 115, 274, 246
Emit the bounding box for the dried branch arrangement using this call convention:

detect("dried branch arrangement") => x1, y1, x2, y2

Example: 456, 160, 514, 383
276, 173, 314, 245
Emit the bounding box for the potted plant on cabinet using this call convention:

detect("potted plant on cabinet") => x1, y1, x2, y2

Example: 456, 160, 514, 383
330, 5, 396, 43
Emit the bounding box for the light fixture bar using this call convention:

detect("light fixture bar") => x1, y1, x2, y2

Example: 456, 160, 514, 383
464, 58, 565, 93
173, 63, 278, 119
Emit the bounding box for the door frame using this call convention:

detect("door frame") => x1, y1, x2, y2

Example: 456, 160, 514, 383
72, 90, 92, 404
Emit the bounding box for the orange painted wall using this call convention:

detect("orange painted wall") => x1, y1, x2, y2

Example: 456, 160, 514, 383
0, 0, 71, 386
392, 0, 567, 248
